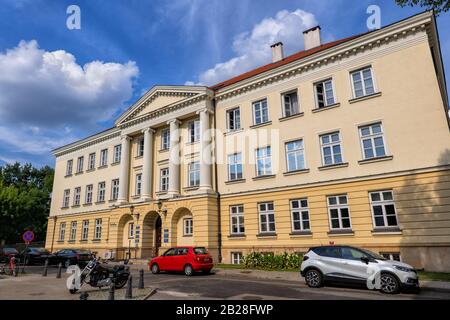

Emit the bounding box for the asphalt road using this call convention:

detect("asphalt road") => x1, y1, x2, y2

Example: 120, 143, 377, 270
3, 265, 449, 300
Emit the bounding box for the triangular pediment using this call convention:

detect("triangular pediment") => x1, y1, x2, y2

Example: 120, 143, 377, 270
115, 85, 209, 126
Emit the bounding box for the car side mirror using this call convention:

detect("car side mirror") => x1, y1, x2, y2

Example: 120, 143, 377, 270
361, 257, 370, 264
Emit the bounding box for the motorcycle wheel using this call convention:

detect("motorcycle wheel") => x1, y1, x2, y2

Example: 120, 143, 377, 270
115, 278, 128, 289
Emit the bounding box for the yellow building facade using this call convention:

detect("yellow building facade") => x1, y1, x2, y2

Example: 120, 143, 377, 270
46, 12, 450, 271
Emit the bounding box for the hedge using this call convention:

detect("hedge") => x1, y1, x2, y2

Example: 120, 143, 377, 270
242, 252, 302, 271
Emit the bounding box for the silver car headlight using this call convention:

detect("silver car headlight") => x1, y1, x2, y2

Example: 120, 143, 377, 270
393, 265, 414, 273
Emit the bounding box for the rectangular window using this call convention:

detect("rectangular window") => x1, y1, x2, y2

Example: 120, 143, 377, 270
282, 91, 300, 117
315, 79, 335, 108
327, 195, 352, 230
111, 179, 120, 200
231, 252, 243, 265
188, 120, 200, 143
137, 138, 144, 157
230, 205, 245, 235
63, 189, 70, 208
113, 145, 121, 163
161, 128, 170, 150
370, 191, 398, 228
160, 168, 169, 192
286, 140, 305, 172
253, 99, 269, 125
81, 220, 89, 240
256, 146, 272, 177
70, 221, 77, 241
59, 222, 66, 241
259, 202, 276, 233
228, 153, 243, 181
291, 199, 310, 231
227, 107, 241, 131
359, 123, 386, 160
128, 222, 134, 239
97, 182, 106, 202
73, 187, 81, 206
85, 185, 93, 204
76, 156, 84, 173
100, 149, 108, 167
88, 153, 96, 170
184, 218, 193, 236
188, 162, 200, 187
380, 252, 401, 262
320, 132, 343, 166
135, 174, 142, 196
351, 67, 375, 98
66, 160, 73, 176
94, 218, 102, 240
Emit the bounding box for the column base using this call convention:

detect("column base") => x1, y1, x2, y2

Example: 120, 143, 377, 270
197, 187, 216, 195
117, 199, 129, 206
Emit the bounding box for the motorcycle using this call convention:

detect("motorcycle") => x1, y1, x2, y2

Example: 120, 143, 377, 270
68, 257, 130, 294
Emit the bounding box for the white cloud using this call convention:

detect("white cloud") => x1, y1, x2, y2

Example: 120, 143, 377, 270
0, 40, 139, 157
188, 9, 317, 86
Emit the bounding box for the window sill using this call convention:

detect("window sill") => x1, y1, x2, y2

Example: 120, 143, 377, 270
318, 163, 349, 171
256, 233, 277, 239
95, 201, 105, 205
92, 239, 102, 242
224, 128, 244, 136
64, 174, 72, 178
109, 199, 118, 203
225, 179, 246, 185
83, 203, 93, 207
98, 165, 108, 170
279, 112, 304, 122
183, 186, 199, 192
185, 141, 199, 146
159, 149, 169, 153
75, 172, 84, 176
327, 229, 354, 236
349, 92, 382, 104
283, 169, 310, 176
111, 162, 120, 167
80, 239, 88, 243
135, 156, 143, 160
228, 234, 246, 239
71, 205, 80, 208
86, 169, 96, 173
289, 231, 313, 237
61, 206, 69, 210
252, 175, 276, 181
250, 121, 272, 129
56, 240, 64, 243
358, 155, 393, 165
131, 195, 141, 200
372, 228, 402, 235
155, 191, 168, 196
68, 240, 76, 243
183, 235, 193, 238
312, 103, 341, 113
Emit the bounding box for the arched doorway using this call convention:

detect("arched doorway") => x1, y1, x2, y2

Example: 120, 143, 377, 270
171, 207, 194, 247
141, 211, 162, 258
117, 214, 135, 261
154, 215, 162, 257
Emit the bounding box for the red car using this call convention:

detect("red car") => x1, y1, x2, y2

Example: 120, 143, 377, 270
149, 247, 213, 276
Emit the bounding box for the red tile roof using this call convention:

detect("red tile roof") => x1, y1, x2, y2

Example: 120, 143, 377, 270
210, 34, 366, 91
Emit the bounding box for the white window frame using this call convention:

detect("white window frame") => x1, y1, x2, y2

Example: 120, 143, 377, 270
111, 179, 120, 200
230, 205, 245, 235
113, 145, 121, 164
128, 222, 134, 239
66, 160, 73, 176
70, 221, 77, 241
252, 99, 270, 125
81, 220, 89, 240
359, 123, 387, 160
63, 189, 70, 208
161, 128, 170, 150
327, 195, 352, 231
94, 218, 102, 240
285, 139, 306, 172
59, 222, 66, 241
282, 90, 300, 117
314, 78, 336, 109
188, 120, 200, 143
227, 107, 241, 131
73, 187, 81, 206
290, 199, 310, 232
369, 190, 399, 229
351, 67, 376, 98
380, 252, 401, 262
255, 146, 272, 177
188, 162, 200, 187
85, 185, 93, 204
137, 138, 144, 157
88, 153, 96, 170
100, 149, 108, 167
97, 182, 106, 202
258, 202, 276, 234
231, 252, 243, 265
135, 173, 142, 196
184, 218, 193, 236
160, 168, 169, 192
227, 153, 243, 181
320, 132, 344, 166
76, 156, 84, 173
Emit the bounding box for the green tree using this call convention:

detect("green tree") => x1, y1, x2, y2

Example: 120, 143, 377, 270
395, 0, 449, 14
0, 163, 54, 245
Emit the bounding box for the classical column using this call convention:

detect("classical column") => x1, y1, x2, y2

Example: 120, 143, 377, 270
167, 119, 181, 197
198, 108, 213, 192
118, 135, 131, 204
141, 128, 154, 201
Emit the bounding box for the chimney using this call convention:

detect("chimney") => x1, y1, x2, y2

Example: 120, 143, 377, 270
303, 26, 322, 51
270, 42, 284, 63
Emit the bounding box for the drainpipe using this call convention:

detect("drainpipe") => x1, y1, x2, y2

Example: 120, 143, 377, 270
212, 97, 222, 263
50, 216, 57, 252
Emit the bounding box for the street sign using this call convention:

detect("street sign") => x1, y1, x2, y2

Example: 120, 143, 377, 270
22, 231, 35, 244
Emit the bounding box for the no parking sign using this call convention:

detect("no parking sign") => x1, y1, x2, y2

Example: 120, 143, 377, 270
22, 231, 35, 245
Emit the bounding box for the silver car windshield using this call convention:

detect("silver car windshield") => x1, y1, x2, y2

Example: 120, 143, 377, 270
360, 248, 387, 260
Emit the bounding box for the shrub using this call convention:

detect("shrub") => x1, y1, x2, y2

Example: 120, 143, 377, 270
243, 252, 302, 271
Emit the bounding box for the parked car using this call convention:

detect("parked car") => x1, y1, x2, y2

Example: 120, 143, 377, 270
18, 247, 51, 265
149, 247, 214, 276
0, 248, 19, 263
300, 245, 419, 294
48, 249, 93, 268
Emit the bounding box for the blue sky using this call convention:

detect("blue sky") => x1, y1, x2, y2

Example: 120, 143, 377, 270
0, 0, 449, 168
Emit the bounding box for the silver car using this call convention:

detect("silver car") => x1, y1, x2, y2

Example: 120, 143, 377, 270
300, 245, 419, 294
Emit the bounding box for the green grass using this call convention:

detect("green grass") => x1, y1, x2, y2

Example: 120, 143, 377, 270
418, 271, 450, 282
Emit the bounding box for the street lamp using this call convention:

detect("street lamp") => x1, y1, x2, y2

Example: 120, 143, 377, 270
156, 200, 168, 217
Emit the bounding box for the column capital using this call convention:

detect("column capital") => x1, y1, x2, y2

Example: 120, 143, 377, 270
167, 119, 181, 126
196, 107, 213, 115
142, 127, 156, 134
121, 135, 132, 141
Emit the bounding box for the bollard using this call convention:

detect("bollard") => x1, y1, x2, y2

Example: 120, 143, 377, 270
108, 282, 115, 301
125, 275, 133, 299
42, 259, 48, 277
80, 292, 89, 300
56, 262, 62, 279
138, 269, 144, 289
14, 265, 18, 277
